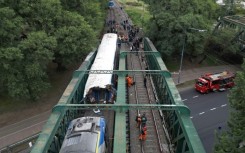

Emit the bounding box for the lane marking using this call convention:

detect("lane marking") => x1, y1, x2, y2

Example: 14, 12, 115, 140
0, 110, 50, 131
221, 104, 227, 107
199, 112, 205, 115
193, 95, 198, 98
0, 120, 47, 140
182, 99, 187, 102
192, 103, 228, 118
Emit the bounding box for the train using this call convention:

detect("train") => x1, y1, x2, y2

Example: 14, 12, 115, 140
108, 0, 115, 8
83, 33, 118, 104
59, 116, 108, 153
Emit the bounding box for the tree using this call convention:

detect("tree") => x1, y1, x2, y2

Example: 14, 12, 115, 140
53, 11, 96, 70
1, 0, 96, 70
0, 32, 56, 100
207, 28, 240, 53
0, 7, 23, 47
60, 0, 107, 33
214, 60, 245, 153
141, 0, 216, 58
0, 0, 104, 99
206, 27, 241, 64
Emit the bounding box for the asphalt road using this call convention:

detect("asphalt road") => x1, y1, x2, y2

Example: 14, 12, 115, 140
0, 110, 51, 149
179, 87, 230, 153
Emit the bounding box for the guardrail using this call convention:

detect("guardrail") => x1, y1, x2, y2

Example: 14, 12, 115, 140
0, 134, 39, 153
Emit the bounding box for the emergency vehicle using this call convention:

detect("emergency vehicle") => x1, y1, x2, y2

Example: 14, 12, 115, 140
195, 71, 235, 94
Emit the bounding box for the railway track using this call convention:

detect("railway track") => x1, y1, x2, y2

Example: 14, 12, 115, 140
109, 1, 171, 152
126, 48, 170, 153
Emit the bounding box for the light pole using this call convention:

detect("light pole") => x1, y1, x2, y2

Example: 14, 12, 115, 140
177, 34, 186, 84
177, 28, 207, 84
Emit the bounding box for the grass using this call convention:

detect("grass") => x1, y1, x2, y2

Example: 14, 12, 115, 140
0, 95, 25, 114
0, 61, 80, 127
118, 0, 151, 31
164, 52, 227, 72
176, 80, 195, 89
164, 58, 180, 72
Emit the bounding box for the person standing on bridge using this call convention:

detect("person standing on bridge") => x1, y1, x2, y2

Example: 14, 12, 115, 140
144, 76, 147, 88
141, 113, 147, 127
135, 114, 141, 128
126, 75, 135, 87
139, 126, 147, 141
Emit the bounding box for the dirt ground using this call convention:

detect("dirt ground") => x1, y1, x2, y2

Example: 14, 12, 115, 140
0, 61, 83, 128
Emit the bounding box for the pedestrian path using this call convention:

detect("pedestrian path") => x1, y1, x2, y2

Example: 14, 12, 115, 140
171, 65, 241, 85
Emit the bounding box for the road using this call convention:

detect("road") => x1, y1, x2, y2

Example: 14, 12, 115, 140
179, 87, 230, 153
0, 110, 51, 149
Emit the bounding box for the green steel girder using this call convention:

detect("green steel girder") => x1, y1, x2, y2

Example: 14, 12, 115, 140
74, 69, 171, 77
31, 111, 64, 153
231, 30, 244, 44
143, 38, 205, 153
52, 103, 190, 115
119, 51, 161, 57
223, 16, 245, 27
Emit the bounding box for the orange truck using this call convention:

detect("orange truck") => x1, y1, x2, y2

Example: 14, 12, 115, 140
195, 71, 235, 94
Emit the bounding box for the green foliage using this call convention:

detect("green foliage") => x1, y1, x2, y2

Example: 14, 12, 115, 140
54, 24, 95, 66
126, 1, 142, 7
0, 0, 106, 100
0, 7, 23, 47
214, 60, 245, 152
0, 32, 56, 100
206, 28, 240, 54
125, 8, 150, 31
141, 0, 215, 57
60, 0, 107, 35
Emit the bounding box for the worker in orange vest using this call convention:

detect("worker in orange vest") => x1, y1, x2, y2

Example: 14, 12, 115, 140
139, 126, 147, 141
126, 76, 135, 87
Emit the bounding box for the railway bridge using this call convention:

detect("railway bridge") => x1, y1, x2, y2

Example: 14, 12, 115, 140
30, 36, 205, 153
1, 1, 205, 153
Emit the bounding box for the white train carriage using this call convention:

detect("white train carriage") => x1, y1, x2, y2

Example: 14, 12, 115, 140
59, 116, 107, 153
83, 33, 118, 104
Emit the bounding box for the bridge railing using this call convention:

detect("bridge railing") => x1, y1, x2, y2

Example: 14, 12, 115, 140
31, 50, 97, 153
144, 37, 206, 153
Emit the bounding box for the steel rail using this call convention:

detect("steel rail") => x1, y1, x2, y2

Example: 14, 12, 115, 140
138, 50, 164, 153
128, 46, 145, 153
141, 49, 174, 153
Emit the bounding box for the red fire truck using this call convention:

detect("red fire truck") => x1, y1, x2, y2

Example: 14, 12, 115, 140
195, 71, 235, 94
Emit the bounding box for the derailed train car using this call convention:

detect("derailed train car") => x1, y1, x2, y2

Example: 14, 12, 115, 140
59, 116, 108, 153
83, 33, 118, 104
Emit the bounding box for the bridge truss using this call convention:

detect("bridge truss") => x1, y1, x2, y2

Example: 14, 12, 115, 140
31, 38, 205, 153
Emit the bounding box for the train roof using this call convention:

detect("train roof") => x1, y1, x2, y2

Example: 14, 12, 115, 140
59, 116, 105, 153
83, 33, 118, 97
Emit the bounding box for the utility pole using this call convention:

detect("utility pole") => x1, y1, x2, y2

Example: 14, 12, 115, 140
177, 35, 186, 84
177, 28, 207, 84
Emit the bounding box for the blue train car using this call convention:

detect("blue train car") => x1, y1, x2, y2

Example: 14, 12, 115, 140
59, 116, 107, 153
108, 0, 115, 8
